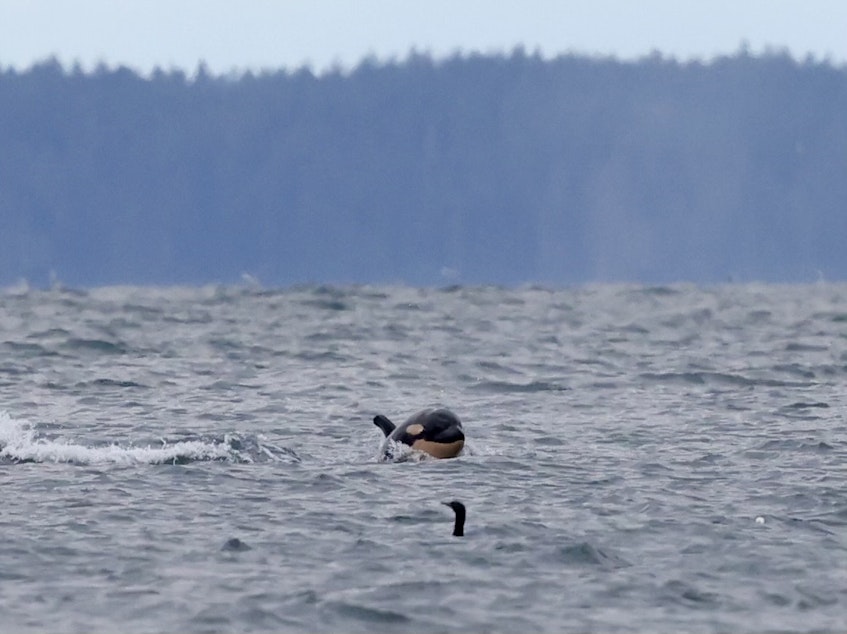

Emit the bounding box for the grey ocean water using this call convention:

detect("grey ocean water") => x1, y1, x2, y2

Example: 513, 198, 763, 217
2, 283, 847, 632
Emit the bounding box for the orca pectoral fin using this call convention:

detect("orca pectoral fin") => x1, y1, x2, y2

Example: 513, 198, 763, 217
373, 415, 396, 437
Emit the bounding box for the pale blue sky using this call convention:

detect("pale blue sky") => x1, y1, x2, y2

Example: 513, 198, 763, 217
1, 0, 845, 75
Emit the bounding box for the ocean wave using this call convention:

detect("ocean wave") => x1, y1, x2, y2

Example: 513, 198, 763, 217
470, 379, 570, 393
639, 371, 811, 388
0, 411, 299, 466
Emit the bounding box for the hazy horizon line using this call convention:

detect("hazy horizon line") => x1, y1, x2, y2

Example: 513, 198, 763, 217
3, 40, 844, 80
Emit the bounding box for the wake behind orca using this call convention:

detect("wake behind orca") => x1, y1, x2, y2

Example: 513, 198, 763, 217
0, 412, 299, 465
373, 407, 464, 460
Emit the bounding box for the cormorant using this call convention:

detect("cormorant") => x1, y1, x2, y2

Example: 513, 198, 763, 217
442, 500, 466, 537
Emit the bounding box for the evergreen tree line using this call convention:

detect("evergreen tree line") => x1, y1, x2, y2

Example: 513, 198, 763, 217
1, 50, 845, 287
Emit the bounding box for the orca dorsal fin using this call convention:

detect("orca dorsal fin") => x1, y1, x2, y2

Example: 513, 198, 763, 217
373, 415, 396, 437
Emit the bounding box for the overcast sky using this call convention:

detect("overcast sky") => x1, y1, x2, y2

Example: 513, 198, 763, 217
2, 0, 846, 75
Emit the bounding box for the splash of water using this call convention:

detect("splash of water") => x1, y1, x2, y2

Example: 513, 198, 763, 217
0, 411, 298, 465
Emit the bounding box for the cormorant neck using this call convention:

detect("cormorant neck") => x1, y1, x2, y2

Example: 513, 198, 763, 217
453, 506, 465, 537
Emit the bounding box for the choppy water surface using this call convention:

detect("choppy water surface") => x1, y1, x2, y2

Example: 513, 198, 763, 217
2, 283, 847, 632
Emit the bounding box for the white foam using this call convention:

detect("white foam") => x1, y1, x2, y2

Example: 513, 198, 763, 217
0, 410, 38, 448
0, 411, 234, 465
377, 438, 430, 463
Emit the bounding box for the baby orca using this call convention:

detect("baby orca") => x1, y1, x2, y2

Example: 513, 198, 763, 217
373, 408, 464, 460
442, 500, 466, 537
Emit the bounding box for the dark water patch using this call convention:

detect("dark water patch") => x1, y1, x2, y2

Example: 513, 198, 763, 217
122, 303, 165, 318
221, 537, 251, 552
501, 294, 527, 306
239, 606, 299, 631
197, 411, 233, 423
190, 610, 232, 632
554, 542, 629, 569
54, 295, 88, 311
61, 338, 128, 355
538, 334, 562, 344
630, 285, 681, 298
640, 371, 810, 388
199, 379, 261, 393
387, 501, 466, 530
620, 322, 650, 335
760, 590, 792, 606
772, 363, 816, 378
305, 325, 361, 342
491, 421, 522, 432
785, 342, 829, 352
309, 284, 348, 297
0, 569, 28, 582
724, 401, 752, 411
78, 378, 148, 389
642, 371, 753, 386
805, 506, 847, 527
324, 601, 412, 626
747, 308, 772, 321
581, 380, 622, 389
583, 474, 626, 486
816, 363, 847, 376
293, 350, 351, 363
689, 452, 727, 465
779, 516, 838, 536
2, 341, 57, 357
673, 308, 714, 326
637, 462, 673, 476
26, 327, 71, 338
575, 356, 619, 369
795, 585, 840, 610
0, 364, 27, 377
301, 298, 349, 311
298, 286, 351, 311
206, 337, 254, 357
357, 288, 390, 300
302, 472, 345, 491
104, 317, 144, 331
660, 579, 721, 608
280, 589, 320, 607
471, 379, 569, 393
382, 322, 411, 339
476, 360, 524, 375
756, 439, 834, 452
533, 435, 566, 446
162, 311, 213, 325
782, 401, 829, 409
346, 537, 383, 553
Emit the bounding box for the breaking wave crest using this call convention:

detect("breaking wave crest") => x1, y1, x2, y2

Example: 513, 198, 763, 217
0, 411, 299, 465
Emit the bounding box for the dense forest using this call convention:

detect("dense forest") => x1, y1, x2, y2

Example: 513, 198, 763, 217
1, 50, 845, 287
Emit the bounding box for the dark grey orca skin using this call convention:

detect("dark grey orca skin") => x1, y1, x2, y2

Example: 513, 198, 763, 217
373, 408, 465, 460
